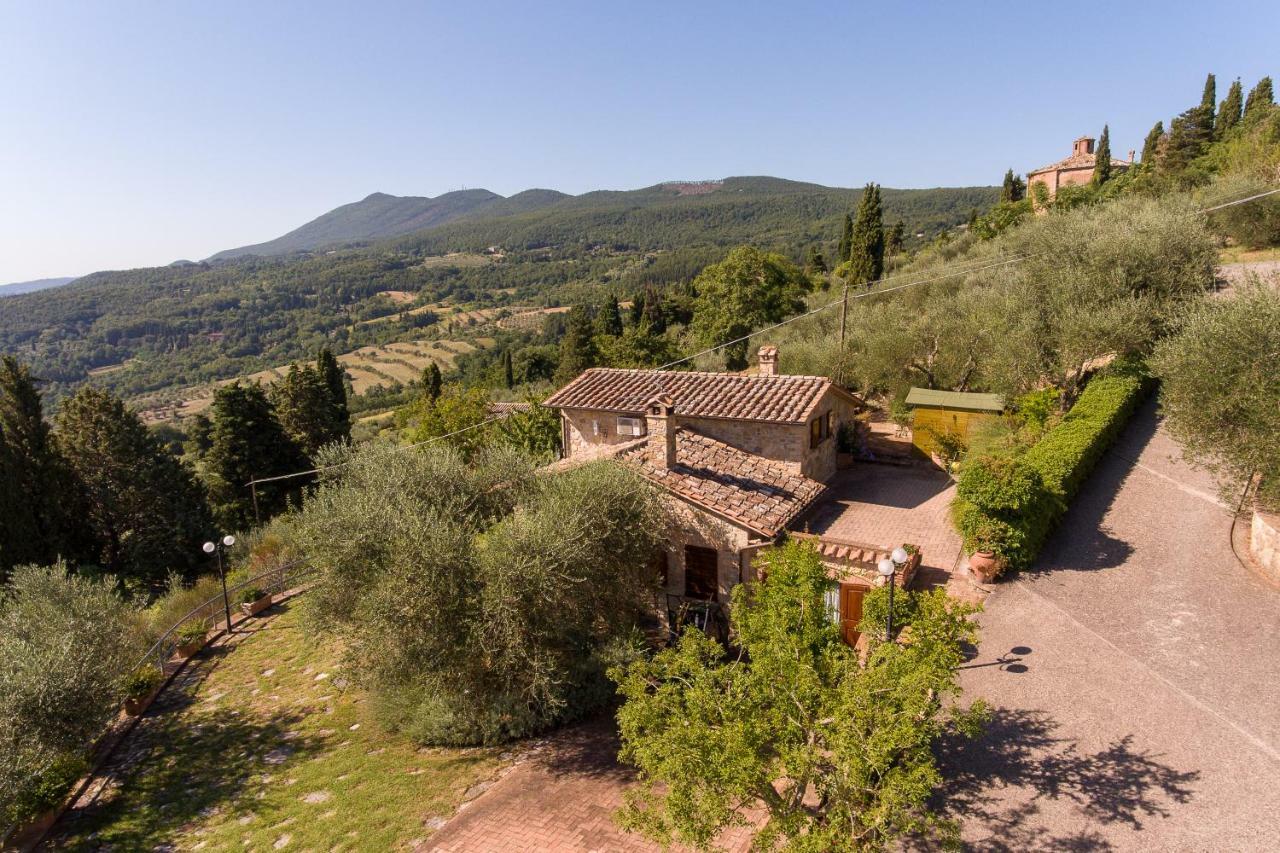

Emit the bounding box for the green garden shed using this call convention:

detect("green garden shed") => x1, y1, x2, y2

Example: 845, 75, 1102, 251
904, 388, 1005, 459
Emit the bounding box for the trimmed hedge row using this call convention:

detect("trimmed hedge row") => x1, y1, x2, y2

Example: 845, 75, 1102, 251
953, 361, 1150, 570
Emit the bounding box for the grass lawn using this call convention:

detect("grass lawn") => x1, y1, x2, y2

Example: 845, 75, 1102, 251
1217, 245, 1280, 264
52, 601, 505, 851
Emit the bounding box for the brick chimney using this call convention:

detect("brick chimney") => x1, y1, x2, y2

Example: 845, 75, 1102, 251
1128, 149, 1135, 163
757, 345, 779, 377
1073, 136, 1096, 157
645, 394, 677, 469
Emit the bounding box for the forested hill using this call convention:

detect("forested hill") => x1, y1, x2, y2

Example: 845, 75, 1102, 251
209, 188, 570, 260
0, 177, 995, 404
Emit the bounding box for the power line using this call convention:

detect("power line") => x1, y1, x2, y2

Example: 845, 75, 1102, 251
244, 185, 1278, 491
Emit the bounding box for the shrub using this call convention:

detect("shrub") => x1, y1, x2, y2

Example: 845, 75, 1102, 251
291, 442, 666, 745
122, 665, 163, 700
951, 361, 1149, 569
0, 564, 143, 827
238, 587, 268, 604
143, 572, 224, 642
175, 621, 208, 646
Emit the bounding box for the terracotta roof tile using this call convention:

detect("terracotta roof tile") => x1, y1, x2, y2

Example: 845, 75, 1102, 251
544, 368, 835, 424
1028, 151, 1132, 176
620, 428, 826, 537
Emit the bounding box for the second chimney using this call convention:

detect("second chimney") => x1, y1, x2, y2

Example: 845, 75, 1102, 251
646, 394, 677, 470
757, 345, 779, 377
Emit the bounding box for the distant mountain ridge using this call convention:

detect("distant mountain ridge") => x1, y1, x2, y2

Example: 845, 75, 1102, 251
209, 188, 569, 260
0, 276, 77, 298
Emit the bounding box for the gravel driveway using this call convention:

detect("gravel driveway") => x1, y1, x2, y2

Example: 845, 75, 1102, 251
941, 397, 1280, 851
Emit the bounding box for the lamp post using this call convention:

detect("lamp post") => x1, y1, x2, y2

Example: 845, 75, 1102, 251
202, 534, 236, 632
877, 546, 911, 642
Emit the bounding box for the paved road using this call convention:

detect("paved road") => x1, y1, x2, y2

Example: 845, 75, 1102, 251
944, 397, 1280, 851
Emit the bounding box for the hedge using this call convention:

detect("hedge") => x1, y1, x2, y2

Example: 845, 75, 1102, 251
953, 360, 1150, 570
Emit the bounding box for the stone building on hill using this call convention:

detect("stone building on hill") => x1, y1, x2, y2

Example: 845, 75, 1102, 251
1027, 136, 1134, 199
544, 345, 922, 646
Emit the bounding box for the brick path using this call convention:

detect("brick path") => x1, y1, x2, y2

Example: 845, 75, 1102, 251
421, 716, 756, 853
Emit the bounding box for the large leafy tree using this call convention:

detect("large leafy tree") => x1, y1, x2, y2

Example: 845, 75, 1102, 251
612, 541, 986, 851
847, 183, 885, 286
291, 444, 665, 745
1152, 284, 1280, 510
204, 382, 309, 530
55, 388, 212, 590
689, 246, 808, 369
398, 385, 493, 458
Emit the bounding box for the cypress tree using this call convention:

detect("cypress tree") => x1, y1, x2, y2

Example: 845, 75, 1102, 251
55, 387, 212, 590
1244, 76, 1275, 122
1198, 73, 1217, 138
502, 350, 515, 389
885, 220, 906, 260
1217, 79, 1243, 138
847, 184, 884, 286
204, 382, 309, 530
629, 291, 646, 326
1092, 124, 1113, 185
556, 304, 600, 382
804, 245, 828, 274
0, 357, 82, 574
597, 295, 624, 337
1001, 169, 1017, 202
837, 212, 854, 263
1141, 121, 1164, 164
1163, 108, 1211, 174
269, 364, 346, 456
315, 347, 351, 442
421, 362, 443, 403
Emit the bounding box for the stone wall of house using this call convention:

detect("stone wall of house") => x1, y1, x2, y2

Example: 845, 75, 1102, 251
658, 496, 757, 604
1251, 508, 1280, 583
802, 393, 861, 483
561, 409, 638, 456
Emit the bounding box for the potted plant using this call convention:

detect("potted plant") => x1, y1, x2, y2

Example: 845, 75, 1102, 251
239, 586, 272, 616
122, 666, 164, 716
174, 621, 208, 659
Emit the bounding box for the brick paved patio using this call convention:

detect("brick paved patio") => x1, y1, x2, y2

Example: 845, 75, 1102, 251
794, 463, 964, 586
422, 716, 755, 852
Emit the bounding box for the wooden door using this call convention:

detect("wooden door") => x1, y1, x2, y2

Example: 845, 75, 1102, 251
684, 545, 719, 601
839, 584, 865, 647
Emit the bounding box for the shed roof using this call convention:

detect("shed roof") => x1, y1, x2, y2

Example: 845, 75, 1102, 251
904, 387, 1004, 412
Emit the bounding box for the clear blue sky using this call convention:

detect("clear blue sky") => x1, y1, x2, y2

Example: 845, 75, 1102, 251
1, 0, 1276, 283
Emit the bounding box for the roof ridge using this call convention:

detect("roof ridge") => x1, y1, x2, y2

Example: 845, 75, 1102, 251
580, 366, 832, 382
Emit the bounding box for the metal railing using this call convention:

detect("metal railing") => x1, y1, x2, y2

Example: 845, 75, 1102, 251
132, 558, 315, 678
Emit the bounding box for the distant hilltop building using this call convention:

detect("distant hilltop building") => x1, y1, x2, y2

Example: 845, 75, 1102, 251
1027, 136, 1133, 199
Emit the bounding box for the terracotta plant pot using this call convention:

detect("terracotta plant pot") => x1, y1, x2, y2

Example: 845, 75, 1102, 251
176, 638, 205, 659
968, 551, 1002, 583
240, 594, 272, 617
124, 687, 160, 717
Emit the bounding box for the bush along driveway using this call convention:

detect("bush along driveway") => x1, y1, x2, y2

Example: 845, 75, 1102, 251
45, 602, 506, 851
938, 397, 1280, 851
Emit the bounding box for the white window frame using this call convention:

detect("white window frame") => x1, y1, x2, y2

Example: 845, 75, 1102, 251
825, 584, 841, 626
617, 416, 646, 437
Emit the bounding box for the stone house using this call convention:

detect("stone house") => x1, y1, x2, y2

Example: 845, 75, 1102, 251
1027, 135, 1134, 200
544, 346, 917, 644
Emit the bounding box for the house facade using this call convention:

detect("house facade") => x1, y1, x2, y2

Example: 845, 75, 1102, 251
1027, 136, 1134, 199
544, 346, 914, 644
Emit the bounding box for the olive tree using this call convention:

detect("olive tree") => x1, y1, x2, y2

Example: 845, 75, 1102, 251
1152, 284, 1280, 509
0, 564, 144, 826
289, 442, 666, 745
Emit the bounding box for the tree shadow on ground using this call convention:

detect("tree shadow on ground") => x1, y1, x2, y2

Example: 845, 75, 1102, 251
928, 707, 1199, 851
48, 705, 328, 850
533, 713, 638, 785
